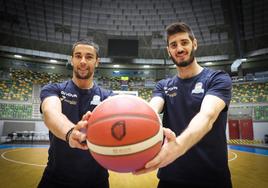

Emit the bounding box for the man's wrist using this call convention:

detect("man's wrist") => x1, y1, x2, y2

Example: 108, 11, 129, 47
174, 137, 187, 156
65, 127, 74, 144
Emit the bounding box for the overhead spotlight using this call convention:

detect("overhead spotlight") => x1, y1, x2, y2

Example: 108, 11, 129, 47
50, 59, 57, 63
143, 65, 150, 68
14, 54, 22, 58
205, 62, 213, 65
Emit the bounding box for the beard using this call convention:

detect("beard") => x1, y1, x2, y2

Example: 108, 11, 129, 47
171, 48, 195, 67
74, 67, 93, 80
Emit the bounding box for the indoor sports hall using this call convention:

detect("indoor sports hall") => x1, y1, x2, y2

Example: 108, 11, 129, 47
0, 0, 267, 187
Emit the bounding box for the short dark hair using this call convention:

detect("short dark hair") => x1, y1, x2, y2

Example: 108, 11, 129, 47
165, 22, 195, 44
71, 38, 99, 57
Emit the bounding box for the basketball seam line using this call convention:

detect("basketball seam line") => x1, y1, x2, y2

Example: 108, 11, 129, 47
89, 141, 163, 157
88, 114, 160, 127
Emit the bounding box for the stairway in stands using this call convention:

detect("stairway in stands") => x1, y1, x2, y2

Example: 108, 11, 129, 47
31, 84, 42, 120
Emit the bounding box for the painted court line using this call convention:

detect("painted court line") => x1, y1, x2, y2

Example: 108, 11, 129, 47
228, 151, 238, 162
2, 147, 238, 165
1, 144, 267, 166
1, 148, 46, 167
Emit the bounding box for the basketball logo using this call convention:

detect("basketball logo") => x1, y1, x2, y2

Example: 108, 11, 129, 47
111, 120, 126, 141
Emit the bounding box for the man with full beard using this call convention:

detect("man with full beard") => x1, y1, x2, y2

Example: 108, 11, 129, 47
135, 22, 233, 188
38, 39, 113, 188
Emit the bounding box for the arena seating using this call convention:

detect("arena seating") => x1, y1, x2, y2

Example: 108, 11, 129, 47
0, 103, 32, 119
0, 70, 267, 121
85, 0, 226, 46
10, 69, 65, 84
231, 82, 268, 103
0, 80, 32, 101
254, 106, 268, 121
137, 88, 152, 102
0, 69, 67, 120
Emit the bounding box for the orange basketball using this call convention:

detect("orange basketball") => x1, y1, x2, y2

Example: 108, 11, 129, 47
86, 95, 163, 173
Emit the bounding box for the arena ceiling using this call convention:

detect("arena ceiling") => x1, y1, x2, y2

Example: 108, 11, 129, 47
0, 0, 267, 74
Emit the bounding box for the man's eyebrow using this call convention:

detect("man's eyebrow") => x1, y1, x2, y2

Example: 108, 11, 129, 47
74, 52, 94, 56
169, 41, 176, 45
169, 39, 189, 44
85, 53, 94, 56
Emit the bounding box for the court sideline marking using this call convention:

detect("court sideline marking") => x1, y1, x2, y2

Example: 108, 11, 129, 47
228, 151, 238, 162
1, 148, 46, 167
1, 146, 238, 167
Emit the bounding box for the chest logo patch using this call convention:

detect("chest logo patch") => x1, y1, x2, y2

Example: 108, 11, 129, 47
192, 82, 204, 94
164, 86, 178, 97
60, 91, 77, 105
90, 95, 101, 105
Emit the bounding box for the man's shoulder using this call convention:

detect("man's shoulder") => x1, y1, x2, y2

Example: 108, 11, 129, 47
93, 84, 113, 96
203, 68, 231, 80
41, 80, 71, 93
157, 75, 177, 84
43, 80, 69, 87
203, 68, 232, 90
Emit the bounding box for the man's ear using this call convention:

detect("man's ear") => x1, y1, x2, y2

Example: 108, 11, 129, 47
95, 58, 100, 67
166, 47, 171, 57
69, 56, 73, 66
66, 56, 73, 70
193, 38, 198, 51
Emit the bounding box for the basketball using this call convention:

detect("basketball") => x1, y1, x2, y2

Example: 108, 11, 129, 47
86, 95, 163, 173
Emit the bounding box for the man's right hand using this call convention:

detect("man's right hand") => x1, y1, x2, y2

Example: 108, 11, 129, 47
68, 111, 93, 150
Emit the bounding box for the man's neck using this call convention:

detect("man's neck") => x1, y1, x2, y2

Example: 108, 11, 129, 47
177, 59, 203, 79
72, 77, 94, 89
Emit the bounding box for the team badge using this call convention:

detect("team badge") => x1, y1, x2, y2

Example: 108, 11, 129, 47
192, 82, 204, 94
90, 95, 101, 105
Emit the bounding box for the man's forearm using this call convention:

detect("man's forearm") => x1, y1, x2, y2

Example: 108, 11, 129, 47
43, 110, 75, 141
175, 111, 214, 155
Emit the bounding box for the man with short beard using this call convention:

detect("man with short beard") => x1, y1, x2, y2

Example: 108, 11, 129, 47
38, 39, 113, 188
135, 22, 233, 188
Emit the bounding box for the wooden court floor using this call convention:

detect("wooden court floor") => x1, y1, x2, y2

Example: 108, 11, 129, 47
0, 145, 267, 188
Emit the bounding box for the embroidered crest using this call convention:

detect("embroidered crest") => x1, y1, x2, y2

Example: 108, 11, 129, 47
90, 95, 101, 105
192, 82, 204, 94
